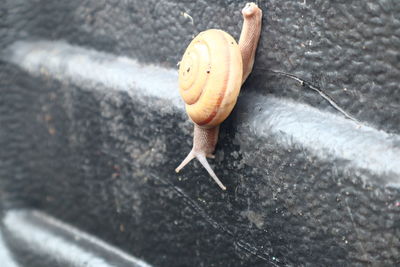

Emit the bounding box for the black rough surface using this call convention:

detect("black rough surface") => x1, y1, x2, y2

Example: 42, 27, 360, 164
2, 0, 400, 133
1, 62, 399, 266
1, 0, 400, 266
1, 210, 150, 267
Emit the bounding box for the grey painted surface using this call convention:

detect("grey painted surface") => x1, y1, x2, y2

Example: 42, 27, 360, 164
4, 40, 400, 186
1, 210, 151, 267
1, 40, 399, 266
0, 233, 19, 267
1, 0, 400, 266
2, 0, 400, 133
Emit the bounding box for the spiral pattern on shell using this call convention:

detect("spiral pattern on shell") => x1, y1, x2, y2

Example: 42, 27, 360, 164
178, 29, 243, 128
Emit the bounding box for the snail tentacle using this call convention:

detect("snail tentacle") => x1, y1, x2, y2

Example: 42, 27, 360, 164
196, 154, 226, 190
175, 151, 195, 174
175, 150, 226, 191
176, 125, 226, 190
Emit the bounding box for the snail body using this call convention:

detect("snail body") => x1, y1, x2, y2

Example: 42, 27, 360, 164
175, 3, 262, 190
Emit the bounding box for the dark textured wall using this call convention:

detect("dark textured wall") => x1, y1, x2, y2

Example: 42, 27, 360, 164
3, 0, 400, 133
1, 0, 400, 266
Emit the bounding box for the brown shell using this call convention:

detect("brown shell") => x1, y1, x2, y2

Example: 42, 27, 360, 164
178, 29, 243, 128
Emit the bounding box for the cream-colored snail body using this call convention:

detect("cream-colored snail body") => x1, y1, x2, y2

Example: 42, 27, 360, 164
175, 3, 262, 190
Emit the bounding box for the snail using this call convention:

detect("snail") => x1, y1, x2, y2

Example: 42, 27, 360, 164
175, 2, 262, 190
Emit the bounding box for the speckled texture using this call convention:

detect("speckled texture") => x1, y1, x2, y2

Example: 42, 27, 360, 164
2, 0, 399, 134
1, 210, 151, 267
1, 60, 400, 266
1, 0, 400, 266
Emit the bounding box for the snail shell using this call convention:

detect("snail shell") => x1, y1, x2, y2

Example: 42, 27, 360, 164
178, 29, 243, 128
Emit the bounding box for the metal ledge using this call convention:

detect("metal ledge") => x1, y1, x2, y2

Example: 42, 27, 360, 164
1, 209, 151, 267
4, 40, 400, 186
